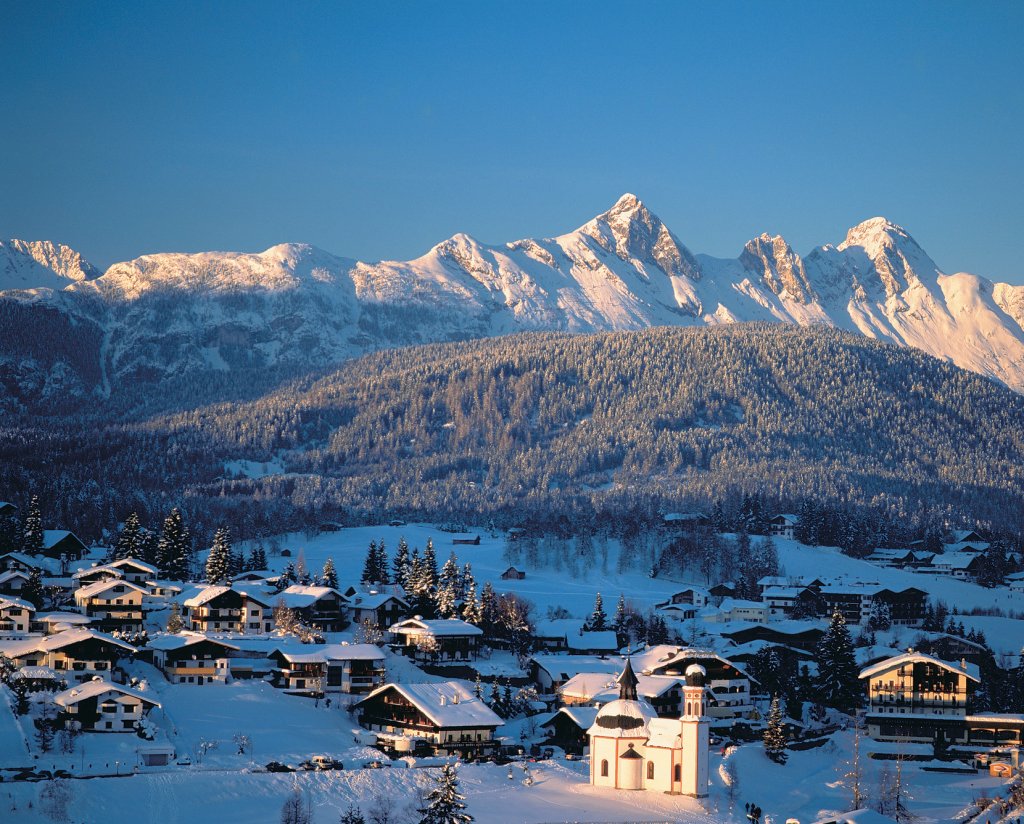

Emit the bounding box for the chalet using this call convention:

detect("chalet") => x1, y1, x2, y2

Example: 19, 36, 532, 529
0, 569, 31, 596
42, 530, 88, 563
662, 512, 710, 531
708, 598, 768, 624
865, 548, 917, 568
268, 642, 385, 694
0, 628, 136, 683
0, 596, 35, 635
500, 566, 526, 580
640, 647, 755, 725
231, 570, 276, 584
0, 552, 45, 574
347, 588, 409, 628
54, 678, 160, 732
105, 558, 159, 585
540, 705, 599, 754
708, 582, 736, 599
389, 617, 482, 662
768, 514, 798, 540
277, 585, 348, 631
860, 651, 980, 743
181, 586, 273, 634
451, 534, 481, 546
72, 564, 124, 589
354, 681, 503, 756
73, 579, 147, 632
533, 619, 618, 655
0, 501, 17, 517
944, 530, 988, 553
926, 552, 985, 580
760, 585, 823, 619
1007, 571, 1024, 594
148, 634, 238, 684
655, 587, 710, 610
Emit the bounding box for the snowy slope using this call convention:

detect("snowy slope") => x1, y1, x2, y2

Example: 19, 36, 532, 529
4, 194, 1024, 398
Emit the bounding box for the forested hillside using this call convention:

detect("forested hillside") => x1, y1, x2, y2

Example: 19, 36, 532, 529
3, 324, 1024, 543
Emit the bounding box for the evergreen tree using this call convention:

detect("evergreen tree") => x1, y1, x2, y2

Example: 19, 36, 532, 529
227, 548, 244, 579
361, 541, 381, 584
763, 696, 788, 763
166, 601, 184, 633
613, 594, 627, 637
461, 578, 482, 624
138, 529, 159, 566
22, 495, 43, 556
473, 672, 483, 699
205, 527, 232, 584
587, 592, 608, 631
814, 610, 861, 713
418, 761, 472, 824
422, 539, 438, 592
157, 509, 191, 581
114, 512, 142, 561
460, 563, 474, 602
393, 537, 411, 591
21, 567, 45, 609
277, 562, 296, 590
295, 549, 311, 585
373, 540, 390, 584
479, 582, 498, 634
321, 558, 338, 590
437, 552, 461, 618
249, 544, 268, 572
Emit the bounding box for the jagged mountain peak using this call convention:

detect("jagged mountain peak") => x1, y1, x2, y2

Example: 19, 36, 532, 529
577, 193, 701, 281
839, 216, 918, 255
739, 232, 813, 303
0, 238, 101, 291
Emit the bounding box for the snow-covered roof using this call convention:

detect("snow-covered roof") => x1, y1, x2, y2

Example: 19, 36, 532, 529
0, 596, 35, 612
182, 585, 232, 607
858, 651, 980, 682
770, 513, 798, 524
586, 697, 659, 739
646, 716, 684, 749
812, 810, 899, 824
74, 579, 148, 600
349, 590, 408, 609
541, 705, 600, 731
43, 530, 81, 548
389, 617, 482, 637
55, 679, 160, 708
360, 681, 502, 729
108, 558, 158, 574
0, 569, 30, 584
559, 672, 617, 700
72, 564, 125, 580
147, 633, 240, 652
272, 642, 384, 664
930, 552, 982, 569
593, 674, 680, 703
534, 618, 586, 638
566, 630, 618, 652
0, 552, 51, 570
718, 597, 766, 611
0, 628, 136, 659
34, 611, 91, 625
275, 585, 345, 609
531, 654, 623, 682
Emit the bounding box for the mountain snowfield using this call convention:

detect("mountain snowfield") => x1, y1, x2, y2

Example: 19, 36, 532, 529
3, 194, 1024, 400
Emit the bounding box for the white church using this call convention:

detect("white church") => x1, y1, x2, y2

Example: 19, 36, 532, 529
587, 658, 709, 796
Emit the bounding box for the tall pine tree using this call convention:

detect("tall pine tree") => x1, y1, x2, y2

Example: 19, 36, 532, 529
321, 558, 338, 589
205, 527, 232, 585
587, 592, 608, 631
814, 610, 861, 713
113, 513, 142, 561
22, 495, 43, 556
763, 695, 788, 763
361, 541, 381, 584
393, 537, 411, 591
157, 508, 191, 582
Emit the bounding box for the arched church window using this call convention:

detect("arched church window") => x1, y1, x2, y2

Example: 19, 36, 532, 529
647, 761, 655, 780
600, 759, 608, 777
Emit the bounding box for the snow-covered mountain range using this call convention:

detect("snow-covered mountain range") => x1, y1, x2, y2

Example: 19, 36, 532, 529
3, 194, 1024, 407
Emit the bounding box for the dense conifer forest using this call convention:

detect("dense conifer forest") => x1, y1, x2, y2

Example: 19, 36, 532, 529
2, 324, 1024, 545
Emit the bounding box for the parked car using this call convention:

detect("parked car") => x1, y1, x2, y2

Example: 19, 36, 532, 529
175, 756, 192, 766
306, 755, 343, 771
265, 761, 294, 773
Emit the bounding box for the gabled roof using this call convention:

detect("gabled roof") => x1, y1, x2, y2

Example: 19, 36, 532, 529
72, 564, 125, 580
541, 705, 600, 731
0, 569, 31, 584
147, 633, 241, 652
43, 530, 84, 549
858, 651, 980, 682
271, 642, 384, 664
389, 617, 482, 637
278, 585, 347, 609
0, 552, 49, 570
349, 590, 409, 610
108, 558, 158, 574
75, 579, 149, 600
54, 679, 160, 708
357, 681, 502, 729
182, 585, 233, 607
0, 628, 136, 658
0, 596, 35, 612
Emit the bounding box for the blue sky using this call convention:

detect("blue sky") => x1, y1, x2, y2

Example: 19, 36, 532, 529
2, 1, 1022, 283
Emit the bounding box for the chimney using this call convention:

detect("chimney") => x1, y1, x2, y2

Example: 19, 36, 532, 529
961, 658, 967, 671
452, 692, 460, 704
440, 694, 447, 706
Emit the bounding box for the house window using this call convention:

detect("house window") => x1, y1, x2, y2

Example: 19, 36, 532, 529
647, 762, 655, 780
600, 759, 609, 777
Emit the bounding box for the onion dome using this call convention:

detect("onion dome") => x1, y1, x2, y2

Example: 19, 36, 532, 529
685, 663, 707, 687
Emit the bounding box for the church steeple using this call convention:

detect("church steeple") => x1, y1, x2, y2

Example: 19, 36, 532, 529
617, 658, 639, 701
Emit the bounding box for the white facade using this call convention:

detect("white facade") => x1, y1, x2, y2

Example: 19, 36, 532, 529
587, 661, 709, 798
